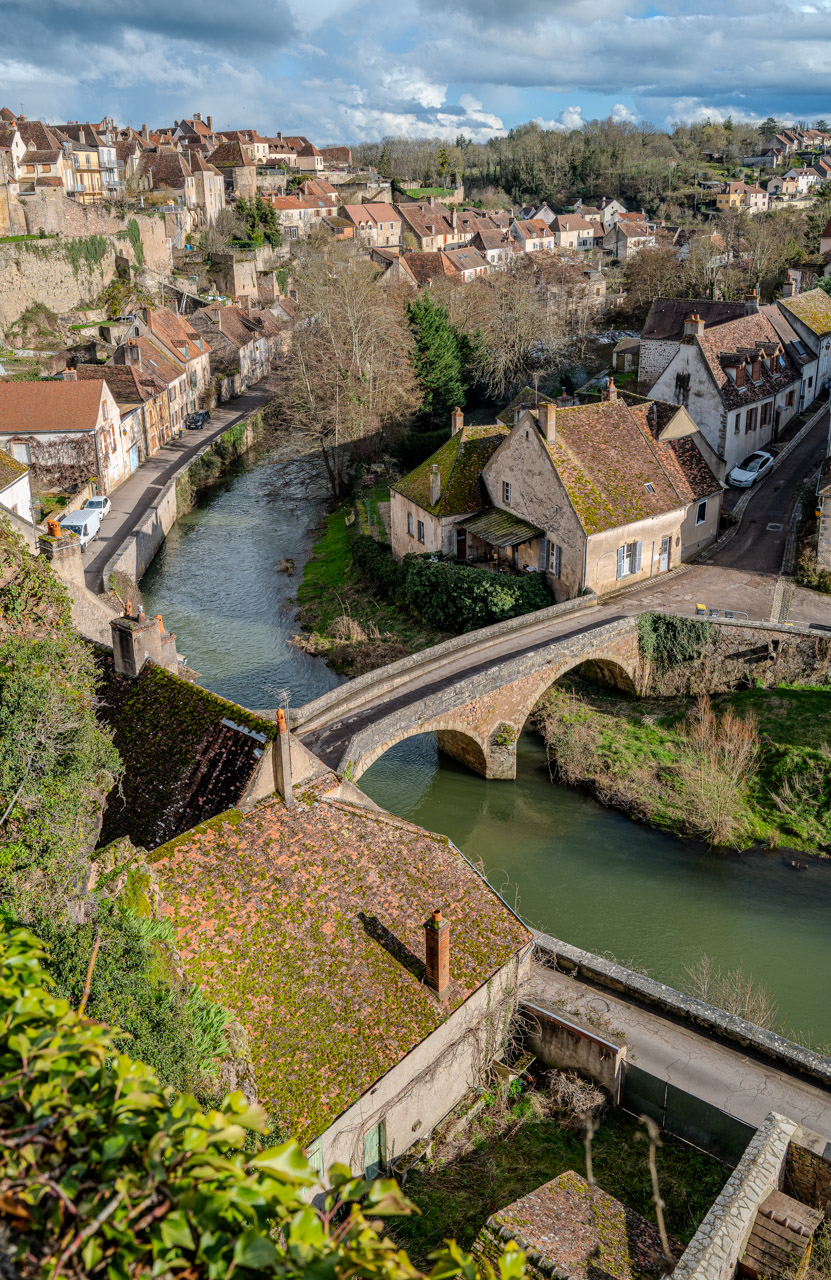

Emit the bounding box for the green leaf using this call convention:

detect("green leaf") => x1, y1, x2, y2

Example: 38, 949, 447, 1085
250, 1140, 316, 1183
232, 1228, 280, 1269
160, 1210, 196, 1251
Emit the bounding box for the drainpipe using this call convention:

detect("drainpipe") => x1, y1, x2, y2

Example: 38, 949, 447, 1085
583, 535, 589, 593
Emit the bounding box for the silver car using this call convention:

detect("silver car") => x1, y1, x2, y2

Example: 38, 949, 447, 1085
727, 451, 774, 488
83, 495, 112, 518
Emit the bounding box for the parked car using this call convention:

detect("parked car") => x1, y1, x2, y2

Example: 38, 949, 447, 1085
727, 451, 775, 488
186, 411, 211, 430
82, 495, 111, 519
59, 509, 101, 549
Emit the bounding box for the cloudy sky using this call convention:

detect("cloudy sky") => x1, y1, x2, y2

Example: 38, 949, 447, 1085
1, 0, 830, 143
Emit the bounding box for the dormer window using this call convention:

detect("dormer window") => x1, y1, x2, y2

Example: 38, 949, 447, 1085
645, 482, 655, 494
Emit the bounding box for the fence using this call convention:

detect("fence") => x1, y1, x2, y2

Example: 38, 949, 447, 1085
622, 1062, 754, 1166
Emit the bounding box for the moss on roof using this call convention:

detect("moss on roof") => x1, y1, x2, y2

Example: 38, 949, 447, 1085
497, 386, 556, 426
151, 797, 530, 1144
781, 287, 831, 337
0, 449, 29, 489
393, 424, 507, 517
95, 650, 277, 850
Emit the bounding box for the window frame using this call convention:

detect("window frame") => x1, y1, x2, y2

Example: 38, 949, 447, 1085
417, 519, 425, 544
502, 480, 511, 506
616, 540, 642, 579
695, 499, 707, 526
407, 512, 414, 536
548, 542, 562, 577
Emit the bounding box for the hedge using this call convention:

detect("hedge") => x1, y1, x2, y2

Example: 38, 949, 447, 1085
353, 534, 551, 633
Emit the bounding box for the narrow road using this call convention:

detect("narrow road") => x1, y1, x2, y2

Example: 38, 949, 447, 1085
83, 375, 280, 592
709, 402, 829, 575
526, 958, 831, 1142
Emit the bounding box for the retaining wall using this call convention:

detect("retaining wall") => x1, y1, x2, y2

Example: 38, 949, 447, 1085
533, 931, 831, 1092
521, 999, 625, 1100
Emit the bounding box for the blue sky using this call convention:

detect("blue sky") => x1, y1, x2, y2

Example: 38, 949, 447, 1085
1, 0, 830, 142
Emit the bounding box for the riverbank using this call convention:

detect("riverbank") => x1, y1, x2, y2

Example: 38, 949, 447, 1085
534, 679, 831, 856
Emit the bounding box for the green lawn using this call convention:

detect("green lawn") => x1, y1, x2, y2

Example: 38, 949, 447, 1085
716, 686, 831, 752
392, 1095, 726, 1266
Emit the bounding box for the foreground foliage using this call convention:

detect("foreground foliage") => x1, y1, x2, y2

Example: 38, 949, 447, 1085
0, 925, 525, 1280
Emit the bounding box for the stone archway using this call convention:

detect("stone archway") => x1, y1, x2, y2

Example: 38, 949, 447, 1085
435, 729, 489, 776
567, 657, 638, 695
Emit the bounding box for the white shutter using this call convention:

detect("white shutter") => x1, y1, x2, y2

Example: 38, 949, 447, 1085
538, 537, 548, 571
634, 542, 642, 573
616, 546, 625, 579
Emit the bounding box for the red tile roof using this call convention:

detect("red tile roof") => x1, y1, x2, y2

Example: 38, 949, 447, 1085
0, 380, 104, 433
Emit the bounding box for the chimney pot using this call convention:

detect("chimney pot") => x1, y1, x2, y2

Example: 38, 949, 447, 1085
451, 406, 464, 435
124, 599, 134, 617
602, 377, 618, 403
684, 312, 705, 338
745, 289, 759, 315
207, 115, 214, 133
424, 909, 450, 997
156, 613, 164, 631
538, 401, 556, 443
276, 706, 288, 735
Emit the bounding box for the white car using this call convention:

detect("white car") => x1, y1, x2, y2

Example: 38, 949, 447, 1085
83, 495, 112, 518
727, 451, 775, 488
59, 509, 101, 549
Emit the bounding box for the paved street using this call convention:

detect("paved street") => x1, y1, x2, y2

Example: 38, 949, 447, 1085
83, 375, 279, 593
527, 960, 831, 1142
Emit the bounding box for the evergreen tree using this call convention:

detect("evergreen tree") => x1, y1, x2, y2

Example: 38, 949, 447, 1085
406, 290, 467, 422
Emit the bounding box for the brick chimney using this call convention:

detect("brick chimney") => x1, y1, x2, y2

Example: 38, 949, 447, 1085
451, 406, 464, 435
272, 706, 295, 809
602, 377, 618, 403
123, 340, 141, 368
61, 366, 77, 381
430, 463, 441, 506
424, 908, 450, 998
684, 312, 705, 338
745, 289, 759, 315
538, 401, 556, 443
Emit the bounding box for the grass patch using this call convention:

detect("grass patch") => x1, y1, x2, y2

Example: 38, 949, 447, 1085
295, 502, 446, 676
535, 679, 831, 855
392, 1089, 726, 1266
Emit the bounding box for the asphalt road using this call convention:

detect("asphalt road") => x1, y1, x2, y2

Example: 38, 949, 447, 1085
527, 960, 831, 1142
711, 402, 829, 575
83, 375, 280, 593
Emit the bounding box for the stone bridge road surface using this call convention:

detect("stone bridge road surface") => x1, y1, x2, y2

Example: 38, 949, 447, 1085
83, 374, 279, 593
527, 961, 831, 1142
298, 613, 627, 769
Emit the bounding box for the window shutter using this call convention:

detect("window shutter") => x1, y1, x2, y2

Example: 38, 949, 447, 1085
634, 542, 642, 573
616, 546, 625, 579
538, 537, 547, 571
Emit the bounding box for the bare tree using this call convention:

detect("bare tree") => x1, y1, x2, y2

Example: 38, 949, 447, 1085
684, 954, 779, 1028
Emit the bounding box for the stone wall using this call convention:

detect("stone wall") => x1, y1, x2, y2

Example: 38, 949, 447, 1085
520, 998, 625, 1099
0, 215, 169, 336
785, 1125, 831, 1212
673, 1112, 797, 1280
647, 616, 831, 695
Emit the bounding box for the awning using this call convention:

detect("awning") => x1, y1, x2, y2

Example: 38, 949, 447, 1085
459, 507, 543, 548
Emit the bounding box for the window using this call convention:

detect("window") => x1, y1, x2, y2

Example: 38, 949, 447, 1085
761, 401, 772, 426
548, 542, 562, 577
407, 513, 414, 536
645, 482, 655, 494
10, 442, 30, 463
734, 412, 742, 434
786, 389, 795, 407
745, 406, 758, 432
502, 481, 511, 505
616, 541, 642, 579
417, 519, 425, 544
696, 499, 707, 526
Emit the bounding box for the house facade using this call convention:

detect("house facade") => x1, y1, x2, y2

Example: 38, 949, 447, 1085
0, 379, 129, 495
639, 297, 750, 385
391, 392, 721, 599
0, 450, 33, 521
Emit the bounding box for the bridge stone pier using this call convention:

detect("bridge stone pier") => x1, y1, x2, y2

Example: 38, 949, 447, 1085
296, 614, 640, 782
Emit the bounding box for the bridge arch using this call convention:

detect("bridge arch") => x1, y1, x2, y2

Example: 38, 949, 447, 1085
344, 723, 488, 782
515, 652, 639, 735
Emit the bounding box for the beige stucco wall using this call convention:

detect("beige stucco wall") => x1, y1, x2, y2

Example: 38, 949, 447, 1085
587, 507, 686, 595
680, 491, 722, 557
315, 944, 533, 1177
0, 469, 33, 520
389, 488, 456, 558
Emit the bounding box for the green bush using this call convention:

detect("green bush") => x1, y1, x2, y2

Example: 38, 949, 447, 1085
637, 612, 711, 673
390, 427, 451, 471
0, 924, 526, 1280
352, 535, 551, 632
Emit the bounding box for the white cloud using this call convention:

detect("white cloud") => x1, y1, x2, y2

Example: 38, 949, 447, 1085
611, 102, 637, 122
533, 105, 584, 130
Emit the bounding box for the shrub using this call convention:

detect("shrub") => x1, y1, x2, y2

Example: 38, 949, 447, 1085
352, 535, 552, 633
637, 613, 711, 673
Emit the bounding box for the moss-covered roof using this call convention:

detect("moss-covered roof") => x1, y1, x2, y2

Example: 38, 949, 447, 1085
95, 650, 277, 850
497, 387, 556, 426
392, 424, 508, 517
474, 1171, 676, 1280
151, 798, 531, 1144
781, 287, 831, 337
0, 449, 29, 491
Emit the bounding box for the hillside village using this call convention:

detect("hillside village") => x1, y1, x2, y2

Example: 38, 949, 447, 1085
2, 101, 831, 1280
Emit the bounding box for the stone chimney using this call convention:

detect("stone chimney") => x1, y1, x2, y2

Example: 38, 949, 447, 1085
602, 377, 618, 403
141, 122, 149, 140
451, 406, 464, 435
207, 115, 214, 133
451, 208, 458, 231
781, 281, 796, 298
193, 111, 202, 122
61, 366, 77, 381
745, 289, 759, 315
538, 401, 556, 443
110, 610, 178, 678
273, 706, 295, 809
429, 464, 441, 506
684, 312, 705, 338
123, 340, 141, 368
424, 908, 450, 998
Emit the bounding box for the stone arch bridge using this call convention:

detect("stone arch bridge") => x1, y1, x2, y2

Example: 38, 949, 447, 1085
293, 611, 641, 782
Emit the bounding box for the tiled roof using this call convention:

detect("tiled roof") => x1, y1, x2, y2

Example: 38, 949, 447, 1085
152, 796, 530, 1142
115, 337, 184, 387
393, 423, 508, 516
550, 214, 595, 233
76, 363, 148, 405
144, 307, 206, 362
0, 448, 29, 489
401, 251, 454, 285
471, 228, 509, 250
695, 311, 800, 409
642, 298, 748, 342
23, 149, 61, 164
207, 140, 252, 169
760, 303, 814, 368
628, 400, 720, 502
442, 247, 489, 273
0, 380, 103, 433
139, 149, 192, 189
541, 399, 687, 534
780, 287, 831, 336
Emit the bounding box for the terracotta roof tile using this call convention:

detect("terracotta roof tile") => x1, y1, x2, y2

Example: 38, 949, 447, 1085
0, 380, 104, 433
695, 311, 800, 409
780, 287, 831, 337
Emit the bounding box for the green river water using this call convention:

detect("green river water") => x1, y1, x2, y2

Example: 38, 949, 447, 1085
141, 442, 831, 1046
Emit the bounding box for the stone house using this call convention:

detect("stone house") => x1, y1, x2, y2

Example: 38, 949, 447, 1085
135, 147, 197, 208
767, 175, 799, 199
470, 228, 513, 266
126, 307, 213, 415
639, 297, 750, 385
391, 391, 721, 599
397, 198, 457, 252
151, 795, 533, 1178
207, 139, 257, 201
648, 310, 801, 478
15, 121, 74, 196
54, 123, 121, 200
602, 219, 655, 258
188, 302, 272, 390
0, 449, 33, 521
263, 193, 339, 239
76, 363, 157, 471
548, 214, 599, 250
778, 288, 831, 393
339, 203, 403, 247
182, 149, 225, 223
510, 218, 555, 253
111, 336, 189, 439
0, 378, 129, 494
441, 246, 491, 281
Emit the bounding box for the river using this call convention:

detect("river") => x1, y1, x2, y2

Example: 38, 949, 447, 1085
141, 442, 831, 1046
